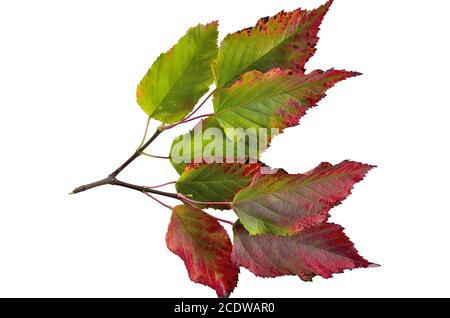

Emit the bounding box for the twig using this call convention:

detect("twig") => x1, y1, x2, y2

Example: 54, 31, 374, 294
112, 179, 179, 199
70, 129, 163, 194
109, 129, 162, 178
71, 90, 214, 195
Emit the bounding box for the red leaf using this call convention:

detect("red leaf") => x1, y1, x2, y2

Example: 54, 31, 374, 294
232, 160, 375, 235
233, 222, 375, 281
166, 205, 239, 297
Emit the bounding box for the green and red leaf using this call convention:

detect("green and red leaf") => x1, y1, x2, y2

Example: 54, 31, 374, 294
176, 163, 261, 210
137, 22, 218, 123
169, 117, 272, 174
212, 1, 333, 88
232, 161, 375, 236
233, 222, 374, 281
166, 205, 239, 297
214, 68, 359, 140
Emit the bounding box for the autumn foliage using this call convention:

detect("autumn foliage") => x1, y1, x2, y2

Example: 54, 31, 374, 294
73, 0, 376, 297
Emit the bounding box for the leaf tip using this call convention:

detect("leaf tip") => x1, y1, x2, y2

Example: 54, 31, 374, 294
324, 0, 334, 9
207, 20, 219, 27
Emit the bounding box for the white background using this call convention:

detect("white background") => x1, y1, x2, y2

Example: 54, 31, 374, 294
1, 0, 449, 298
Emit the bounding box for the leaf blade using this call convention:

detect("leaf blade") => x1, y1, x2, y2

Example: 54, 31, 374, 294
176, 163, 261, 210
169, 117, 271, 174
232, 222, 374, 281
166, 204, 239, 297
214, 68, 359, 140
137, 22, 218, 123
213, 1, 333, 88
232, 161, 375, 236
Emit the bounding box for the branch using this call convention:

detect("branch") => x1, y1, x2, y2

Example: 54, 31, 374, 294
110, 129, 163, 178
71, 90, 214, 195
112, 179, 179, 199
70, 129, 162, 194
71, 176, 179, 198
69, 177, 113, 194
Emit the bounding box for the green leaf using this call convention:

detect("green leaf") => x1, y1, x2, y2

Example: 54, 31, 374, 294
212, 1, 333, 88
233, 222, 374, 281
166, 205, 239, 297
169, 117, 272, 174
176, 163, 261, 210
231, 161, 375, 236
214, 68, 359, 140
137, 22, 218, 124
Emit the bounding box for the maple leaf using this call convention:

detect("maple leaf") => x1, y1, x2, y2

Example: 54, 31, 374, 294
233, 222, 375, 281
232, 161, 375, 236
212, 0, 333, 88
166, 205, 239, 297
137, 22, 218, 124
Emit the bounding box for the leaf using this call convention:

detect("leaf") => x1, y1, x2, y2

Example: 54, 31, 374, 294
212, 1, 333, 88
232, 222, 374, 281
136, 22, 218, 124
176, 163, 261, 210
232, 161, 375, 236
214, 68, 359, 140
170, 68, 355, 173
169, 117, 272, 174
166, 204, 239, 297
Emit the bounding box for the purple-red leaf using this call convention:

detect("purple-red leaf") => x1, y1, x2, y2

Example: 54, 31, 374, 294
232, 161, 375, 235
233, 222, 374, 281
166, 205, 239, 297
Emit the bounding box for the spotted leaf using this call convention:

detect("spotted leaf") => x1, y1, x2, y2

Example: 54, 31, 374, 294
212, 1, 333, 88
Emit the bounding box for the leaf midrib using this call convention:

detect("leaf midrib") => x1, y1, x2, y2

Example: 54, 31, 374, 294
156, 27, 215, 112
